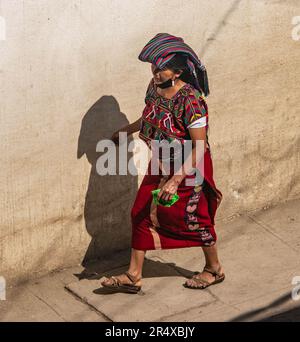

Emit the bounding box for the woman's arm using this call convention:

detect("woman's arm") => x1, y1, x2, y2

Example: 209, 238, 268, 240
111, 117, 142, 145
118, 117, 142, 135
126, 117, 142, 135
156, 126, 207, 202
172, 126, 207, 185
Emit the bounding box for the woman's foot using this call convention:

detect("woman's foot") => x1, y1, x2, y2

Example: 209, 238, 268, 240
101, 271, 142, 293
183, 264, 225, 289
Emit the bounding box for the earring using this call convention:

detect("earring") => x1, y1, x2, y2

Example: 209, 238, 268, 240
172, 79, 175, 87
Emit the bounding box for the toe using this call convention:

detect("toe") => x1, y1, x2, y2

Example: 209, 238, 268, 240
184, 279, 195, 288
101, 278, 107, 286
184, 278, 206, 289
101, 277, 113, 286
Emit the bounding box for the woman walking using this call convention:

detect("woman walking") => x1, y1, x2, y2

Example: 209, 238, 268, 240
101, 33, 224, 293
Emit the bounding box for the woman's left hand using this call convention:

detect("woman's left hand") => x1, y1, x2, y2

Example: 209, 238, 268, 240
157, 177, 181, 202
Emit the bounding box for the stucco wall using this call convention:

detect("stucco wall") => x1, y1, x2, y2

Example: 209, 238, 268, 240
0, 0, 299, 285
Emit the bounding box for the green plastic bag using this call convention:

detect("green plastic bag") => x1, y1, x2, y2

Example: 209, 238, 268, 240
151, 189, 179, 207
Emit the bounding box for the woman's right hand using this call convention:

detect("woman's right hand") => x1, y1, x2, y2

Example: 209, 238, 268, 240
111, 130, 122, 145
111, 127, 132, 145
111, 119, 140, 145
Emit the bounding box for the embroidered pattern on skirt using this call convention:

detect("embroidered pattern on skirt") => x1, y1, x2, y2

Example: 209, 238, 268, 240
184, 182, 215, 246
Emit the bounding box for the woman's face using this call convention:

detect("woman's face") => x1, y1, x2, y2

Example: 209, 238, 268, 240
151, 64, 181, 84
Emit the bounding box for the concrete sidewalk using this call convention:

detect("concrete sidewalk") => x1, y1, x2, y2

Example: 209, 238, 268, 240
1, 198, 300, 322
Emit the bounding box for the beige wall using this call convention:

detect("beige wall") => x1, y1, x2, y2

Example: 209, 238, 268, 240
0, 0, 299, 285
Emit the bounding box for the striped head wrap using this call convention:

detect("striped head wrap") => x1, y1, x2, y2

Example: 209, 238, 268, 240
138, 33, 209, 96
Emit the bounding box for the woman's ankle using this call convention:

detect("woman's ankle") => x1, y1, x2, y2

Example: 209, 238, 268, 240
204, 262, 222, 270
127, 269, 142, 279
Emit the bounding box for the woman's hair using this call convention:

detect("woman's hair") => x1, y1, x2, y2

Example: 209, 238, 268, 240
164, 54, 208, 96
164, 53, 210, 138
164, 54, 197, 87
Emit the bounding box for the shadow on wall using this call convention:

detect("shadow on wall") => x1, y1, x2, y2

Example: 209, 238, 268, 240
77, 95, 138, 267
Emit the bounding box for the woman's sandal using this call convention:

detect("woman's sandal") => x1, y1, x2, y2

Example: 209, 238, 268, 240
101, 271, 142, 294
183, 266, 225, 290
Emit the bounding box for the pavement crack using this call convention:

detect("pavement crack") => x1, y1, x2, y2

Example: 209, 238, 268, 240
246, 214, 299, 253
64, 286, 112, 322
28, 289, 67, 322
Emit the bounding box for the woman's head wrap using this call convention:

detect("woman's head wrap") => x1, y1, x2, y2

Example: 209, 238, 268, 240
138, 33, 209, 96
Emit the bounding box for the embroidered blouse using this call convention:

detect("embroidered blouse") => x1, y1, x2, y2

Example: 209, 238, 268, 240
138, 78, 210, 154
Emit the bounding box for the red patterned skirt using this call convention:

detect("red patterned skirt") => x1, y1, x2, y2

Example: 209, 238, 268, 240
131, 148, 223, 250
